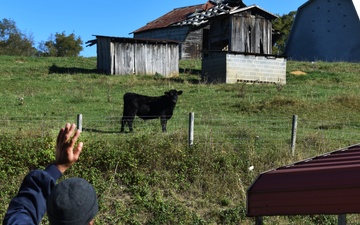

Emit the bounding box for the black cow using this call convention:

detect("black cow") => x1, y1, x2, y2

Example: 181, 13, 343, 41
120, 89, 183, 132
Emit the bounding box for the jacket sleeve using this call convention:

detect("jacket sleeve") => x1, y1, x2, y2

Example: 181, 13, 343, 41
3, 164, 62, 225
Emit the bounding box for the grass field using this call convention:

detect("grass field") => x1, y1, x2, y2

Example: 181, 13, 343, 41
1, 55, 360, 224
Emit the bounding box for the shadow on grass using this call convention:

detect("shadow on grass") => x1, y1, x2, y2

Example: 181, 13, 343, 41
179, 68, 201, 76
49, 64, 98, 74
83, 128, 119, 134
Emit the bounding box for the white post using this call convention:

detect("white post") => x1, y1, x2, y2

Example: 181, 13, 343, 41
291, 115, 298, 156
77, 114, 83, 132
188, 112, 194, 147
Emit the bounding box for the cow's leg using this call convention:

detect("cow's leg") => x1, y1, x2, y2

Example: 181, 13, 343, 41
127, 116, 135, 132
121, 115, 135, 132
160, 117, 167, 132
120, 116, 126, 133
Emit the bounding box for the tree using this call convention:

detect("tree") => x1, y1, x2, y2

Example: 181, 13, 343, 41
272, 11, 296, 55
0, 18, 36, 56
40, 32, 83, 57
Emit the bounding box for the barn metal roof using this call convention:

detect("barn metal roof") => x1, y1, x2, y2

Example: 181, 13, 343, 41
85, 36, 179, 47
132, 3, 215, 34
132, 1, 250, 34
132, 1, 279, 34
230, 4, 278, 19
247, 144, 360, 217
298, 0, 360, 20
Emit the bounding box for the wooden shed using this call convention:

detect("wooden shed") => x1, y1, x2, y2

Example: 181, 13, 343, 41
132, 1, 246, 59
284, 0, 360, 62
86, 35, 179, 76
247, 144, 360, 225
204, 5, 276, 54
202, 5, 287, 84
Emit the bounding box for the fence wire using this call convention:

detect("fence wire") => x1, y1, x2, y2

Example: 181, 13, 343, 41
1, 114, 360, 153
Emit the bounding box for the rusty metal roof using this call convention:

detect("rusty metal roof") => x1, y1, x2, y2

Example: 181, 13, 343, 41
132, 3, 215, 34
247, 144, 360, 217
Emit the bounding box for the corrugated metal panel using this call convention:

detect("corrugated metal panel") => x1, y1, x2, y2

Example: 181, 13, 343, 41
247, 144, 360, 217
133, 3, 212, 34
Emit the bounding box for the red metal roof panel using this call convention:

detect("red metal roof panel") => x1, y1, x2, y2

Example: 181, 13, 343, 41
132, 3, 215, 34
247, 144, 360, 217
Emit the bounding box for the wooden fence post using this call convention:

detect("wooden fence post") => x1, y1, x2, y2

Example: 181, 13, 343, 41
77, 114, 83, 132
188, 112, 194, 147
291, 115, 298, 156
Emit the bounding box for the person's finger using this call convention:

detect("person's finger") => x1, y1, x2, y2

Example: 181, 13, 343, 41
73, 142, 83, 160
70, 129, 81, 146
58, 123, 70, 144
64, 123, 76, 143
59, 123, 71, 144
56, 127, 65, 146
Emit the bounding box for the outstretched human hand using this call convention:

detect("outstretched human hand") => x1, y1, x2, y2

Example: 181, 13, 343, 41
54, 123, 83, 173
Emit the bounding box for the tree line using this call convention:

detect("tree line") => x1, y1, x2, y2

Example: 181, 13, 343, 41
0, 18, 83, 57
0, 12, 295, 57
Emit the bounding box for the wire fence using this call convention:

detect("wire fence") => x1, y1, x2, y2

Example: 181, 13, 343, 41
2, 113, 360, 154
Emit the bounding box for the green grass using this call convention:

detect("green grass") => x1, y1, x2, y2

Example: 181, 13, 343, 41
1, 56, 360, 224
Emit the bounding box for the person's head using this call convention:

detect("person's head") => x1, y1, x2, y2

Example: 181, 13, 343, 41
47, 177, 98, 225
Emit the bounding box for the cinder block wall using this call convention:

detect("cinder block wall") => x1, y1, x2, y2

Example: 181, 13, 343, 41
226, 54, 286, 84
202, 52, 287, 84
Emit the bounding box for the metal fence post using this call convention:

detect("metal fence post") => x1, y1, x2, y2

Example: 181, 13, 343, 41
189, 112, 194, 147
77, 114, 83, 132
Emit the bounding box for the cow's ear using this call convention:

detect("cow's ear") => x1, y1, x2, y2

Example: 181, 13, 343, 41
177, 91, 183, 95
164, 91, 169, 95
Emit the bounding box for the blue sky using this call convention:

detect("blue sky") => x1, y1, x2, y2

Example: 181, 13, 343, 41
1, 0, 306, 57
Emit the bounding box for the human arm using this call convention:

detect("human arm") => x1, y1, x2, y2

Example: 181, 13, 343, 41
3, 123, 83, 225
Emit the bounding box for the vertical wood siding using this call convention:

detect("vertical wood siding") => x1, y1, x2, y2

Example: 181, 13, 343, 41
96, 37, 179, 76
230, 13, 273, 54
134, 26, 203, 60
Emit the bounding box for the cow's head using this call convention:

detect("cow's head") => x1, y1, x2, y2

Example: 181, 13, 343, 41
165, 90, 183, 103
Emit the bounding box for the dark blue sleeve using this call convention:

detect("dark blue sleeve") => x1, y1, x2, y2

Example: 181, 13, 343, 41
3, 164, 62, 225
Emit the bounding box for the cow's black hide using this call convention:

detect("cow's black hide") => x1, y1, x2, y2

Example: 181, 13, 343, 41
120, 89, 183, 132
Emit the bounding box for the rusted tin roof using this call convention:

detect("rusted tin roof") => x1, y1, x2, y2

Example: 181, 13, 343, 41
132, 2, 215, 34
247, 144, 360, 217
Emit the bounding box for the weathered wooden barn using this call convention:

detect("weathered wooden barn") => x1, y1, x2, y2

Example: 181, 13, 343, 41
86, 36, 179, 76
284, 0, 360, 62
202, 5, 287, 84
132, 0, 246, 59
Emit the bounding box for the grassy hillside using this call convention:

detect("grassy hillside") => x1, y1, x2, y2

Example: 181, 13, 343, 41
1, 55, 360, 224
